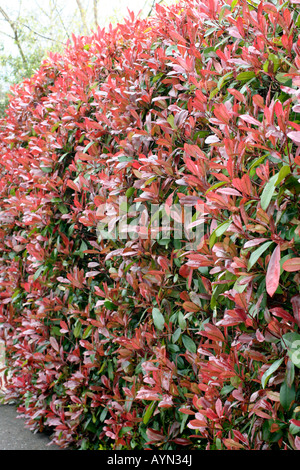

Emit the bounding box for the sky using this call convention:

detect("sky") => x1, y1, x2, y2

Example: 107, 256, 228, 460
0, 0, 172, 37
0, 0, 174, 54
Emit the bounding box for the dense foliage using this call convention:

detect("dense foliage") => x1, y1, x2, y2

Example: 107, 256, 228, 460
0, 0, 300, 450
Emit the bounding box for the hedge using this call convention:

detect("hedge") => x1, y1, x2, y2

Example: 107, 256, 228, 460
0, 0, 300, 450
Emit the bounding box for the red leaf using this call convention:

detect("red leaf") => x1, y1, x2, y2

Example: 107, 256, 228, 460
223, 438, 245, 449
270, 307, 296, 324
266, 245, 281, 297
49, 336, 59, 352
179, 408, 195, 415
188, 419, 207, 429
227, 88, 245, 103
287, 131, 300, 144
60, 320, 69, 332
239, 114, 261, 126
215, 398, 223, 418
232, 429, 249, 446
67, 179, 80, 191
146, 428, 166, 442
291, 295, 300, 327
213, 103, 230, 124
256, 329, 265, 342
253, 94, 264, 108
200, 323, 225, 342
282, 258, 300, 272
172, 438, 192, 445
244, 238, 269, 248
290, 419, 300, 427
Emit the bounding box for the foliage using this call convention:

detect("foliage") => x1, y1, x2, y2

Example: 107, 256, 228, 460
0, 0, 173, 118
0, 0, 300, 450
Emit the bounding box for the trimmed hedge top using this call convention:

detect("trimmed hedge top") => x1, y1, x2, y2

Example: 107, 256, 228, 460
0, 0, 300, 450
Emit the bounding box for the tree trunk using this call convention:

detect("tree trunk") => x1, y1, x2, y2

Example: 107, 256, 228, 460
93, 0, 98, 30
0, 6, 28, 68
75, 0, 89, 35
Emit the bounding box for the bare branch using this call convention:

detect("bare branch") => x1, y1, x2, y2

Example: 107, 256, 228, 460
18, 21, 66, 45
52, 1, 71, 41
0, 30, 15, 41
148, 0, 164, 16
0, 6, 28, 67
148, 0, 156, 16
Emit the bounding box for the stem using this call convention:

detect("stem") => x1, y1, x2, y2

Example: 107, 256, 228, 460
0, 6, 28, 68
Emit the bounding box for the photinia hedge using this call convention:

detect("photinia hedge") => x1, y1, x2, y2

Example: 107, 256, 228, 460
0, 0, 300, 450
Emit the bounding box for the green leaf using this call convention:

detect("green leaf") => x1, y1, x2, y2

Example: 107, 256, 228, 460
33, 265, 46, 281
221, 384, 235, 396
58, 204, 68, 214
205, 181, 227, 194
280, 380, 295, 411
143, 401, 157, 425
178, 312, 186, 330
276, 165, 290, 185
104, 300, 118, 310
125, 187, 135, 198
50, 326, 61, 337
259, 166, 289, 211
248, 241, 273, 271
152, 308, 165, 331
194, 130, 210, 138
83, 141, 94, 153
231, 0, 238, 10
82, 325, 93, 339
99, 408, 108, 422
167, 114, 175, 129
275, 72, 292, 84
165, 45, 179, 56
75, 240, 88, 258
209, 220, 232, 248
217, 71, 233, 90
261, 358, 284, 389
182, 335, 197, 353
215, 220, 232, 237
209, 230, 217, 249
73, 320, 82, 338
41, 166, 52, 173
236, 71, 256, 81
209, 87, 219, 99
118, 156, 133, 162
204, 26, 219, 37
58, 152, 69, 163
51, 122, 60, 132
180, 411, 189, 433
260, 173, 278, 210
172, 327, 182, 343
281, 332, 300, 350
248, 155, 267, 176
289, 421, 300, 435
282, 333, 300, 368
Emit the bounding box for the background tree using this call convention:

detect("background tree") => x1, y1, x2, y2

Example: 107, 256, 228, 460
0, 0, 174, 116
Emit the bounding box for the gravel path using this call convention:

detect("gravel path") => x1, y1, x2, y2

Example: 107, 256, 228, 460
0, 341, 62, 450
0, 404, 62, 450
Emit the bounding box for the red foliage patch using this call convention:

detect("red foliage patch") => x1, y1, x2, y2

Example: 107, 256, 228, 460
0, 0, 299, 450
